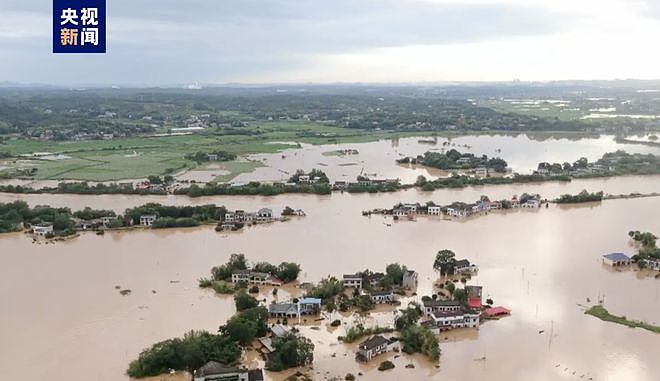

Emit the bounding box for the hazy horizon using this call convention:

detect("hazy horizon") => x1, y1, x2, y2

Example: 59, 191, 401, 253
3, 0, 660, 85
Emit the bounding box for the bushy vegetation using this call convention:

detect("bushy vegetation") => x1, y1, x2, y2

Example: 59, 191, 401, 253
288, 169, 330, 183
305, 277, 344, 300
221, 306, 269, 345
0, 200, 88, 236
420, 149, 508, 172
252, 261, 302, 282
185, 150, 236, 163
126, 330, 241, 378
265, 333, 315, 371
209, 254, 249, 281
556, 190, 604, 203
124, 203, 226, 226
151, 217, 201, 229
400, 325, 441, 361
234, 290, 259, 311
395, 304, 422, 330
433, 249, 457, 276
72, 207, 116, 220
629, 230, 660, 261
178, 181, 332, 197
341, 324, 394, 343
378, 360, 395, 371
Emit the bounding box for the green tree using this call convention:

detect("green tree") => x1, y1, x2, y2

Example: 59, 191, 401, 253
234, 290, 259, 311
433, 249, 456, 275
395, 304, 422, 330
266, 333, 315, 371
276, 262, 301, 282
400, 325, 440, 361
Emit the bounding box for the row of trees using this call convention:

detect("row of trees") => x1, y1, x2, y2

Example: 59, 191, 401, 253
556, 190, 604, 203
124, 203, 227, 226
421, 149, 508, 172
0, 200, 83, 235
184, 150, 237, 164
179, 182, 332, 197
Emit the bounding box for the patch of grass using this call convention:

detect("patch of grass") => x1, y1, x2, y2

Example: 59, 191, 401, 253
585, 305, 660, 333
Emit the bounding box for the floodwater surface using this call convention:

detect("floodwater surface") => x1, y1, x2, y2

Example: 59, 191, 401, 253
1, 177, 659, 381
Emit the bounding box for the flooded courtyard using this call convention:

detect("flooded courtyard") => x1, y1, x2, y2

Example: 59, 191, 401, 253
0, 174, 659, 381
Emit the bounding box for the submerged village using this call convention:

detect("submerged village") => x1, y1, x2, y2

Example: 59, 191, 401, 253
126, 250, 511, 381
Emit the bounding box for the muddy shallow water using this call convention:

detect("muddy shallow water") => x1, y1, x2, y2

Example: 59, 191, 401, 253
1, 177, 659, 381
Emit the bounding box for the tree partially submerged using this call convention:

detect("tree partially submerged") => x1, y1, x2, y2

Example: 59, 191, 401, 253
265, 333, 315, 371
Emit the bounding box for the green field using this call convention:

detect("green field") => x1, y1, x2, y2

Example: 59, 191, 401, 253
0, 121, 430, 182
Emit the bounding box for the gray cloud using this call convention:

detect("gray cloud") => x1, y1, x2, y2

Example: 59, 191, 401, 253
1, 0, 568, 84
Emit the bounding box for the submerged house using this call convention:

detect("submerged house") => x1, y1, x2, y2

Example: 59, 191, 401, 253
192, 362, 264, 381
231, 270, 283, 286
602, 253, 631, 267
465, 285, 483, 309
343, 274, 363, 288
369, 290, 396, 304
484, 306, 511, 318
644, 258, 660, 271
428, 309, 481, 331
356, 335, 399, 362
268, 298, 321, 318
32, 223, 54, 236
422, 299, 462, 317
256, 208, 273, 222
139, 215, 157, 226
402, 270, 418, 289
427, 206, 442, 215
454, 259, 479, 273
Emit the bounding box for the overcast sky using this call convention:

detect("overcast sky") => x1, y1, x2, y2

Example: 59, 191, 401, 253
2, 0, 660, 85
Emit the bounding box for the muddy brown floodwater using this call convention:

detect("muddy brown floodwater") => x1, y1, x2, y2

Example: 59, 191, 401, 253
1, 176, 659, 381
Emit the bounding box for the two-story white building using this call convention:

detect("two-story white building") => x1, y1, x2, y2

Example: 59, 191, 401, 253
32, 223, 54, 236
343, 274, 363, 288
422, 299, 462, 317
428, 310, 481, 331
139, 215, 157, 226
356, 335, 399, 362
369, 290, 396, 304
428, 206, 442, 215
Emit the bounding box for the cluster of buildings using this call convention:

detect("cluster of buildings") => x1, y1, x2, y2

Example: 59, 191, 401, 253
221, 208, 275, 230
258, 324, 292, 354
534, 163, 612, 177
602, 252, 660, 271
73, 216, 118, 230
332, 177, 400, 190
341, 269, 419, 304
231, 270, 284, 286
421, 285, 511, 332
267, 298, 322, 318
391, 195, 541, 219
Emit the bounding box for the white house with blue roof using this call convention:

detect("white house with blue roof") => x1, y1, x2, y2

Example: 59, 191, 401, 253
602, 253, 631, 267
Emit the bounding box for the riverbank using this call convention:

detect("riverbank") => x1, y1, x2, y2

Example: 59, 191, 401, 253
585, 305, 660, 333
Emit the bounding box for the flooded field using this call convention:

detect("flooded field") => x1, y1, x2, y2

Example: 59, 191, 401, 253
233, 134, 660, 184
1, 176, 659, 381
